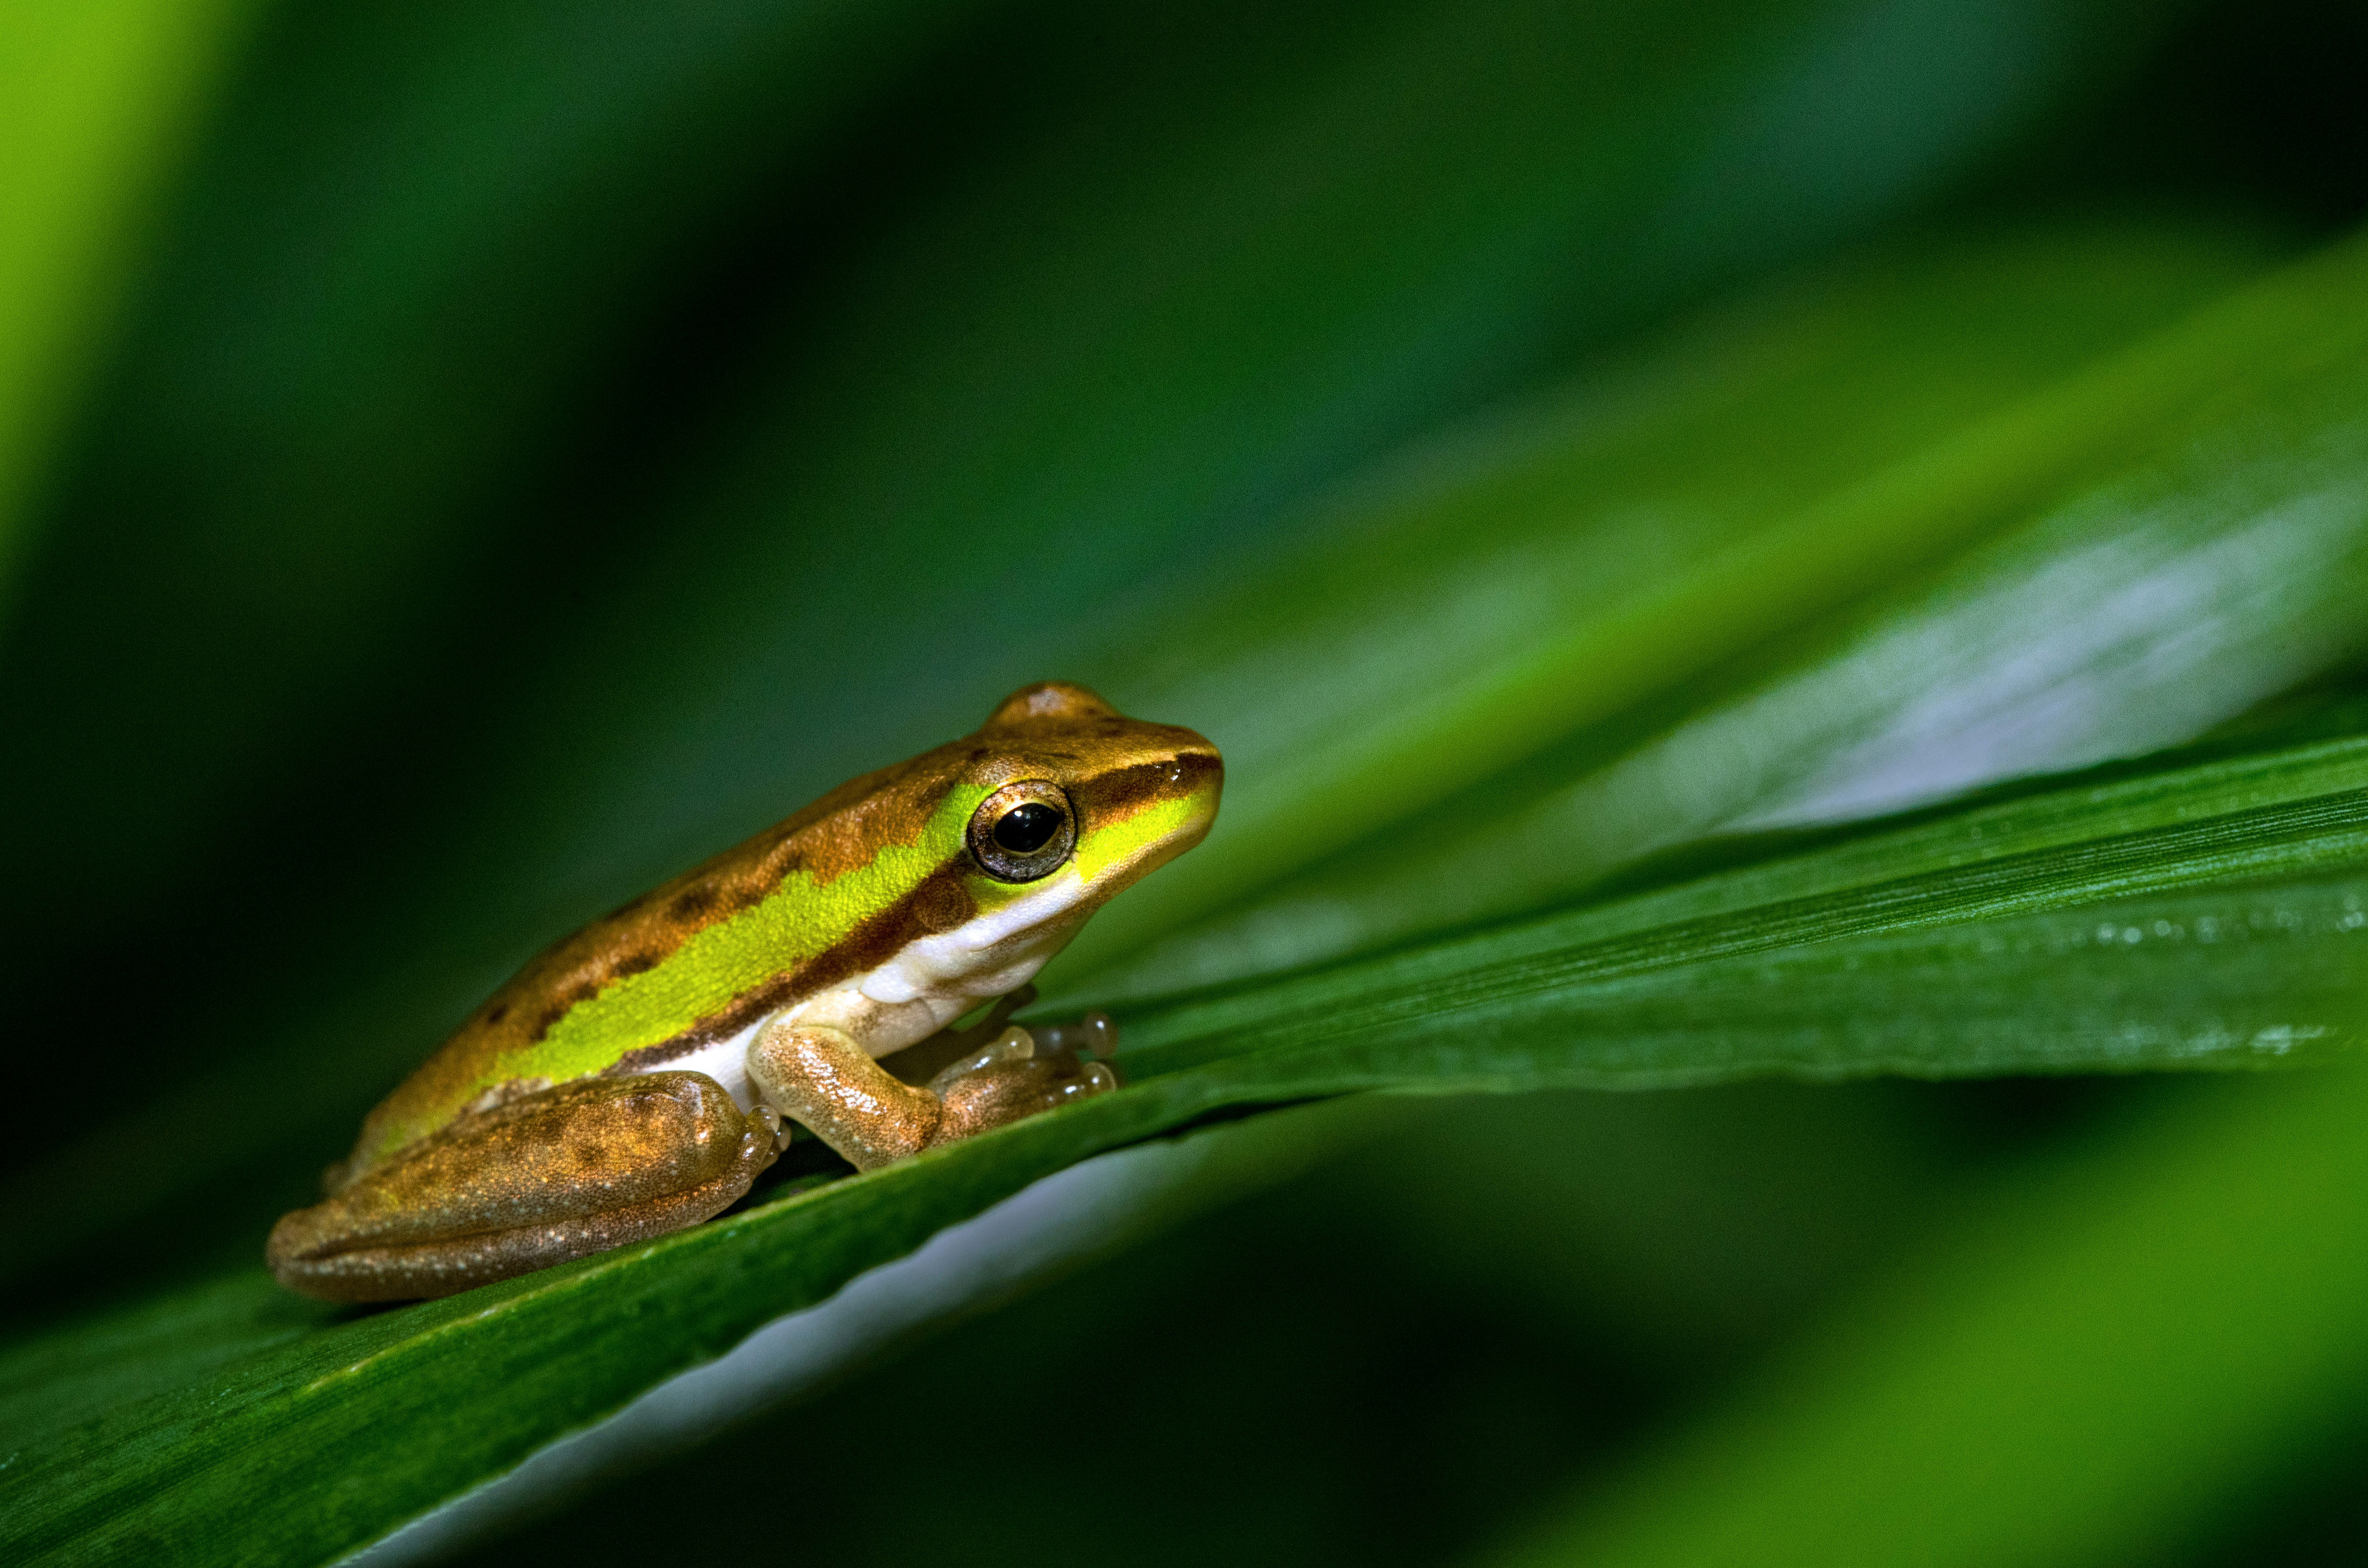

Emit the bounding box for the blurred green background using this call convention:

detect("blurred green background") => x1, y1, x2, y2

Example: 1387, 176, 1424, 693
8, 0, 2368, 1563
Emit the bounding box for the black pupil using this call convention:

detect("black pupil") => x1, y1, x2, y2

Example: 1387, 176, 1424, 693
992, 802, 1062, 854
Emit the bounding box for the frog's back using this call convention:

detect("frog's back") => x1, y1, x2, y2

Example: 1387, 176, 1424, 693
341, 741, 992, 1178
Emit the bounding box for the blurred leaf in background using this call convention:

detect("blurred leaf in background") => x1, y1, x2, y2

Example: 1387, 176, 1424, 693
0, 0, 261, 593
7, 0, 2368, 1564
0, 0, 2210, 1299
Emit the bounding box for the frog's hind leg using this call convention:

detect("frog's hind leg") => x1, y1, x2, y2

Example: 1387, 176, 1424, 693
267, 1072, 779, 1304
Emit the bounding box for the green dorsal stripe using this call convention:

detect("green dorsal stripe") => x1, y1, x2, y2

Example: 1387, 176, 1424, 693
480, 783, 994, 1103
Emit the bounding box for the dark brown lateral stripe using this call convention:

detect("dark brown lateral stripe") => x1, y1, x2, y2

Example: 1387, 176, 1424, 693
1080, 751, 1222, 824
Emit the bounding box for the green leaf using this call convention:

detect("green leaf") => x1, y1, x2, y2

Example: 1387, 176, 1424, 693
1111, 734, 2368, 1086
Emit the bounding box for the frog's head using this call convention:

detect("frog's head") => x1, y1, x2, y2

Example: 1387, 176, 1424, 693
962, 679, 1221, 899
849, 681, 1221, 1009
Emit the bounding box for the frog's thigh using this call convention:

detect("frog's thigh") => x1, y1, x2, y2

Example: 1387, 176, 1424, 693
267, 1072, 778, 1304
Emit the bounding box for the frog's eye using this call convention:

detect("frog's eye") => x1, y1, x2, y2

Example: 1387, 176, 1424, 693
967, 781, 1078, 883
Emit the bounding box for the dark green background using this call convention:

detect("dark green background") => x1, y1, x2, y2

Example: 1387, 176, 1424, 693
9, 1, 2368, 1562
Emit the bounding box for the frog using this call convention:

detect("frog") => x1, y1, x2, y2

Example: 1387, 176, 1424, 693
267, 681, 1221, 1303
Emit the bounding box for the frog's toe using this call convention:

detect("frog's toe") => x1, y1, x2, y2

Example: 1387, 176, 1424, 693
1019, 1011, 1118, 1063
924, 1027, 1038, 1089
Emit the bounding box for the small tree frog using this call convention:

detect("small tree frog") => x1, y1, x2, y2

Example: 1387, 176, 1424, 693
267, 682, 1220, 1301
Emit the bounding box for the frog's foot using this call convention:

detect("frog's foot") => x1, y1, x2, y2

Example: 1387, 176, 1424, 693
266, 1072, 778, 1304
749, 1016, 1119, 1172
925, 1023, 1119, 1146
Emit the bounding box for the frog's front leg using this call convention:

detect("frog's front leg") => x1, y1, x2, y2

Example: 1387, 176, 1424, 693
749, 1013, 1117, 1171
267, 1072, 779, 1303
